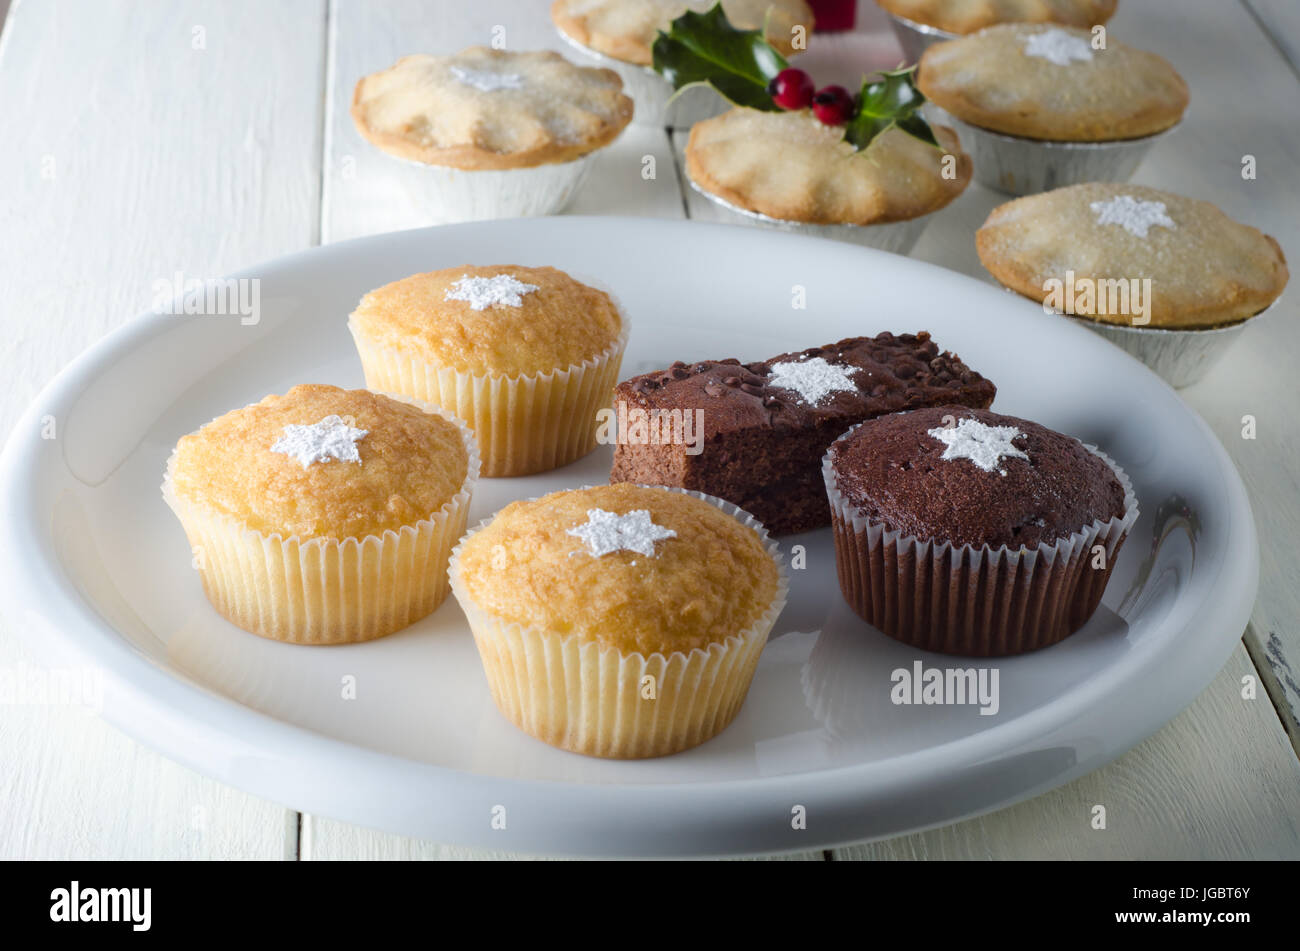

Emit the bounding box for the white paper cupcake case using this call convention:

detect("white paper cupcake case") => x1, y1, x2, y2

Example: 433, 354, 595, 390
448, 486, 790, 759
556, 27, 727, 128
350, 315, 629, 478
687, 174, 931, 254
161, 398, 480, 645
823, 427, 1139, 656
387, 154, 595, 225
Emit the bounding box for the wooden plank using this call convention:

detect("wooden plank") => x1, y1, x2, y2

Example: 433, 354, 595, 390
1107, 0, 1300, 748
1246, 0, 1300, 77
0, 632, 294, 860
836, 646, 1300, 859
0, 0, 328, 859
301, 813, 825, 860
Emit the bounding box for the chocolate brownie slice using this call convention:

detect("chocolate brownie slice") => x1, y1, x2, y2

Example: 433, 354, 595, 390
608, 332, 996, 534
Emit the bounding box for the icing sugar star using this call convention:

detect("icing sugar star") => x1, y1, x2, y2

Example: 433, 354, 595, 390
1089, 195, 1176, 239
445, 274, 541, 310
1023, 29, 1094, 66
449, 65, 525, 92
566, 508, 677, 558
767, 357, 858, 405
270, 415, 369, 468
927, 417, 1029, 476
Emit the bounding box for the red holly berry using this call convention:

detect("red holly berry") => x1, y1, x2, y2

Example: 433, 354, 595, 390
812, 84, 855, 125
766, 68, 815, 111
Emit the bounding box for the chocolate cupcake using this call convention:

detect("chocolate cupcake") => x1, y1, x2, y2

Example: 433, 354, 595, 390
824, 405, 1137, 655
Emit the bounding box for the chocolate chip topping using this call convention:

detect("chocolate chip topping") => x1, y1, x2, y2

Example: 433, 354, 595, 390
620, 332, 996, 434
829, 405, 1127, 549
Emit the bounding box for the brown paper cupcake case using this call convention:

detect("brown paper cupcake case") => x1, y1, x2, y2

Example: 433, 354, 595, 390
822, 430, 1139, 656
448, 486, 789, 758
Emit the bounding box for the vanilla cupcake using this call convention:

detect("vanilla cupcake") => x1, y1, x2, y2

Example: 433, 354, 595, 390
918, 24, 1188, 195
351, 48, 633, 223
349, 265, 628, 477
977, 183, 1289, 386
552, 0, 814, 127
877, 0, 1117, 60
450, 483, 787, 758
686, 108, 971, 253
162, 385, 479, 644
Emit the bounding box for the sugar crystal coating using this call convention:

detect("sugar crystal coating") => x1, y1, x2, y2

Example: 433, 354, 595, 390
566, 508, 677, 557
270, 415, 369, 468
444, 273, 541, 310
927, 416, 1028, 476
1023, 28, 1094, 66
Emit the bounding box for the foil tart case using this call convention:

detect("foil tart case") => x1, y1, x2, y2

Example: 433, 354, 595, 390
687, 174, 931, 254
933, 106, 1177, 197
886, 11, 959, 63
1068, 297, 1280, 388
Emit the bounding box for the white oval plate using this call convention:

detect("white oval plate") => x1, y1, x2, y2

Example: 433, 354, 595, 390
0, 217, 1257, 857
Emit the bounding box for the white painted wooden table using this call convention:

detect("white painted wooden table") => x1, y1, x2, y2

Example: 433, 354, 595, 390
1, 0, 1298, 860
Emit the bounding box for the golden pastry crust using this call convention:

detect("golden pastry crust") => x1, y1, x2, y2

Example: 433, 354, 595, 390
976, 184, 1289, 329
552, 0, 815, 66
456, 484, 780, 655
686, 108, 970, 225
351, 48, 633, 170
349, 265, 623, 377
877, 0, 1116, 34
919, 24, 1188, 141
170, 385, 469, 540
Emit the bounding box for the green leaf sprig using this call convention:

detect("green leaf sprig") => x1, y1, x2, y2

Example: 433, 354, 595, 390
651, 2, 938, 152
651, 4, 787, 111
844, 66, 938, 150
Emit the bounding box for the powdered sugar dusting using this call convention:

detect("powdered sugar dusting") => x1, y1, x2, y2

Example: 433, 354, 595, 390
927, 418, 1029, 476
1023, 29, 1094, 66
767, 357, 858, 405
449, 65, 525, 92
270, 415, 368, 468
445, 273, 540, 310
1089, 195, 1176, 239
566, 508, 677, 558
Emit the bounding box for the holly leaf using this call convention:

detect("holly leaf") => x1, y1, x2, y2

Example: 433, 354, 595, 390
844, 66, 939, 151
651, 3, 788, 111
